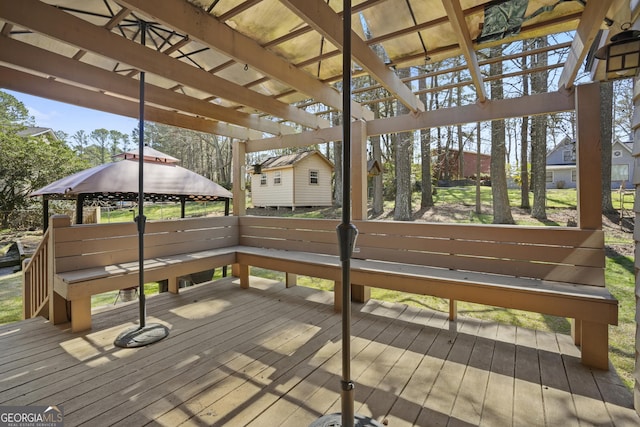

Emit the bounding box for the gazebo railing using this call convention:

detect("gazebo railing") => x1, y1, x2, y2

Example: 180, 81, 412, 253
22, 228, 50, 320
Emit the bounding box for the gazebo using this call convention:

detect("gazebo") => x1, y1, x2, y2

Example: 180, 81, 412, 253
31, 146, 232, 230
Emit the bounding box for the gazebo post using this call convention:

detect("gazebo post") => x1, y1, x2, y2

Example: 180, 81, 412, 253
42, 196, 49, 232
75, 194, 84, 224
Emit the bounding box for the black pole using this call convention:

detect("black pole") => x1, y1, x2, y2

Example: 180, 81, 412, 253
114, 20, 168, 348
339, 0, 355, 424
310, 2, 382, 426
137, 21, 148, 329
42, 197, 49, 232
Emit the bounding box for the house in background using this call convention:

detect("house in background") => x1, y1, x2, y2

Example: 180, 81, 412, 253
17, 127, 59, 143
250, 151, 334, 209
546, 137, 634, 189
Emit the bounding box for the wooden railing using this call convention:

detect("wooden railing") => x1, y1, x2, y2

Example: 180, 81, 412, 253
22, 228, 50, 320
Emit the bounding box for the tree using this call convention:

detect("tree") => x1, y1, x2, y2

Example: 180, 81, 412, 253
393, 67, 413, 220
530, 36, 549, 220
600, 81, 615, 213
89, 128, 110, 165
0, 92, 85, 228
489, 45, 515, 224
520, 39, 531, 209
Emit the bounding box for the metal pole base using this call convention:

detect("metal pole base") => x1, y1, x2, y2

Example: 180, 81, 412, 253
309, 413, 385, 427
113, 323, 169, 348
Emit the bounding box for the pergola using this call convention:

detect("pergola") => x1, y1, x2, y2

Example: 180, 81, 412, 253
1, 0, 639, 418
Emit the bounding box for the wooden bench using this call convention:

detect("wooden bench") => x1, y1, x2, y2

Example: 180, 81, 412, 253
37, 214, 617, 369
235, 216, 617, 370
48, 215, 238, 332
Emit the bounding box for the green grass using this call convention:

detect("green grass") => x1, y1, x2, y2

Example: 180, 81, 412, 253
99, 201, 228, 223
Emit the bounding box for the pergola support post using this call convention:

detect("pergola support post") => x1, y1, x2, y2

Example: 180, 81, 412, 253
575, 82, 603, 230
632, 73, 640, 415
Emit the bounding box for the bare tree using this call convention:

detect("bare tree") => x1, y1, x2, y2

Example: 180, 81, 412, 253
490, 45, 515, 224
530, 36, 548, 220
394, 66, 413, 220
601, 81, 615, 213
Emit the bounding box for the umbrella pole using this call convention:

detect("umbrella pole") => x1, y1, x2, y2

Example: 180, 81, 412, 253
310, 2, 382, 426
114, 20, 168, 348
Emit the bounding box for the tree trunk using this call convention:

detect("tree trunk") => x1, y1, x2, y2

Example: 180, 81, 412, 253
601, 80, 615, 213
530, 36, 549, 220
419, 76, 433, 208
489, 45, 515, 224
394, 67, 413, 220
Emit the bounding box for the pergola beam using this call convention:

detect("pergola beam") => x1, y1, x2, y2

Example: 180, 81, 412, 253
247, 90, 575, 152
0, 0, 328, 130
280, 0, 424, 113
441, 0, 487, 102
0, 37, 292, 136
117, 0, 373, 121
558, 0, 614, 89
0, 66, 263, 139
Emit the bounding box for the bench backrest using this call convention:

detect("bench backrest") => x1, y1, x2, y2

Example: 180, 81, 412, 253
238, 216, 605, 287
52, 215, 239, 274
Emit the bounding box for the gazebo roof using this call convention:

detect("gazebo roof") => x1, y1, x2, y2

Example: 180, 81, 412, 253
31, 148, 232, 202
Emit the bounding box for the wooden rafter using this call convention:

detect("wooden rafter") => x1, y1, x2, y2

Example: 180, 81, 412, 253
0, 66, 264, 139
441, 0, 487, 102
0, 37, 295, 136
280, 0, 424, 113
558, 0, 614, 89
118, 0, 373, 121
0, 0, 328, 129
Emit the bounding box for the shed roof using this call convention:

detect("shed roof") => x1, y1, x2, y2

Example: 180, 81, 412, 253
258, 151, 334, 171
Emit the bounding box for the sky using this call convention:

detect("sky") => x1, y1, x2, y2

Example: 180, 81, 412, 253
6, 90, 139, 138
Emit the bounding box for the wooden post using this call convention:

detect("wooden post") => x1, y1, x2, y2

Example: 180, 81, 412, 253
232, 140, 246, 216
351, 120, 371, 304
48, 215, 70, 325
575, 82, 602, 230
631, 73, 640, 414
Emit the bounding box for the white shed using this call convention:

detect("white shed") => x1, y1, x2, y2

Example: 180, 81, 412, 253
250, 151, 334, 209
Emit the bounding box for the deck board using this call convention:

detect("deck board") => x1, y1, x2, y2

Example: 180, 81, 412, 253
0, 276, 637, 426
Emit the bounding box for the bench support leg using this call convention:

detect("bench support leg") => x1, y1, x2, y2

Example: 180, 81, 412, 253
580, 320, 609, 370
351, 283, 370, 303
572, 319, 582, 346
168, 277, 179, 294
70, 297, 92, 332
334, 281, 342, 313
50, 291, 69, 325
449, 299, 457, 321
238, 265, 250, 289
286, 273, 297, 288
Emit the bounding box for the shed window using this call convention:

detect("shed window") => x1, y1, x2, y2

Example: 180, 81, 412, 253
571, 169, 577, 182
260, 173, 267, 186
309, 170, 319, 185
546, 171, 553, 183
273, 171, 282, 185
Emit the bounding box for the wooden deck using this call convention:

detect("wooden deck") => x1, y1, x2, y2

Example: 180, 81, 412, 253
1, 277, 637, 426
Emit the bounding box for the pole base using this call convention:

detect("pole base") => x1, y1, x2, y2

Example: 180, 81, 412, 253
309, 413, 385, 427
114, 323, 169, 348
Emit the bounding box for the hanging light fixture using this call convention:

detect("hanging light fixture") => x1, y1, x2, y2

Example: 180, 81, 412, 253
594, 24, 640, 76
